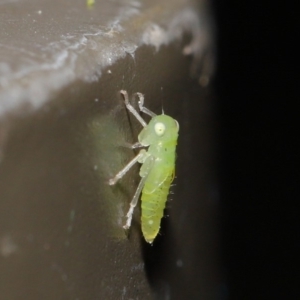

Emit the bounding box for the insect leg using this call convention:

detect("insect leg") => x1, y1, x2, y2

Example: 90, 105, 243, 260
131, 142, 145, 149
123, 155, 154, 230
108, 149, 147, 185
122, 142, 144, 149
135, 92, 157, 117
120, 90, 147, 127
123, 175, 147, 230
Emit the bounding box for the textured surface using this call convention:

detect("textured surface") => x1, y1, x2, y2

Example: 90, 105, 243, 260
0, 0, 217, 299
0, 0, 213, 117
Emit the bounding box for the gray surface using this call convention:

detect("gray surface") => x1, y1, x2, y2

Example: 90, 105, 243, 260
0, 0, 213, 117
0, 0, 218, 299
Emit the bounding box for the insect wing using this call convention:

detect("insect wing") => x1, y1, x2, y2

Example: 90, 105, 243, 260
143, 164, 173, 194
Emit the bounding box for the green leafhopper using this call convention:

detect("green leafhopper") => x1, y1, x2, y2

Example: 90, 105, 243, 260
109, 90, 179, 244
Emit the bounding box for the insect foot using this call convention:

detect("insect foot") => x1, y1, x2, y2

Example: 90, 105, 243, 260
108, 178, 117, 185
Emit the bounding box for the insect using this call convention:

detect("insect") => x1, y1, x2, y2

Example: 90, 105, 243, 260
109, 90, 179, 244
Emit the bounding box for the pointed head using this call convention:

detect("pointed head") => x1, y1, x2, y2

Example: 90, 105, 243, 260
138, 114, 179, 145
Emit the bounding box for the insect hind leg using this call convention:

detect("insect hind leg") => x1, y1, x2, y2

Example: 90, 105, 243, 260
123, 175, 147, 230
123, 155, 154, 231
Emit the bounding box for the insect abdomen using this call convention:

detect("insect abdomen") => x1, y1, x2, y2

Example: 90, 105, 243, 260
141, 174, 173, 243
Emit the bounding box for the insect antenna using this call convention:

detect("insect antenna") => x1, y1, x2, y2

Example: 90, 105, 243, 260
160, 87, 165, 115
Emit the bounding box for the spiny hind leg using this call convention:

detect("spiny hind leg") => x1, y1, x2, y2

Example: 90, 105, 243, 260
123, 155, 154, 230
123, 175, 147, 230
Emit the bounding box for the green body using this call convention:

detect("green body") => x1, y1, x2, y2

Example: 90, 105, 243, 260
138, 114, 179, 243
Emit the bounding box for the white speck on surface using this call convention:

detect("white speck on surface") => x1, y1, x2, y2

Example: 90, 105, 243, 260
0, 235, 18, 257
51, 263, 69, 282
130, 262, 144, 272
121, 286, 127, 300
148, 220, 153, 225
116, 203, 125, 226
176, 259, 183, 267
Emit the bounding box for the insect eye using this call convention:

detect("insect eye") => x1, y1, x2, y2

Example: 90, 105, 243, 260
154, 122, 166, 136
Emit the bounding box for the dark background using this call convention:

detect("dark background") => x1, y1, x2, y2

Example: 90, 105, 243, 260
213, 1, 298, 299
